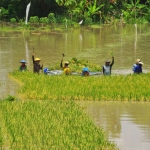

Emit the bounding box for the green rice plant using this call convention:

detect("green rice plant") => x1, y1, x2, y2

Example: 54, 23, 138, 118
10, 71, 150, 101
0, 100, 117, 149
4, 95, 17, 101
51, 57, 101, 73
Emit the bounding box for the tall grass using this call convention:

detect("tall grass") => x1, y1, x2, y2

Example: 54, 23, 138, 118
10, 71, 150, 101
0, 100, 117, 149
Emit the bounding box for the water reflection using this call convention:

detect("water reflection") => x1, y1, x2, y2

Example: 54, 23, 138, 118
25, 41, 30, 65
0, 76, 19, 99
77, 101, 150, 150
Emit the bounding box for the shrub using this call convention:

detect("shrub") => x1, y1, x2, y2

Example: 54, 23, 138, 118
84, 17, 93, 26
40, 17, 49, 24
10, 18, 16, 23
48, 13, 56, 24
29, 16, 39, 23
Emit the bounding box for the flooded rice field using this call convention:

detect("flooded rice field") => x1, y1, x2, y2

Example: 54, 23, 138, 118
0, 24, 150, 149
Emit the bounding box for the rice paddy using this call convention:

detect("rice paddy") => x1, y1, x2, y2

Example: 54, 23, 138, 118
2, 70, 149, 149
0, 100, 117, 149
10, 71, 150, 101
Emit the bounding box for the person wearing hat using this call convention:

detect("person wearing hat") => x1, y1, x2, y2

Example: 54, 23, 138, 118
60, 59, 71, 75
19, 59, 27, 72
132, 59, 143, 74
102, 56, 114, 75
32, 53, 43, 74
82, 66, 90, 76
132, 59, 140, 72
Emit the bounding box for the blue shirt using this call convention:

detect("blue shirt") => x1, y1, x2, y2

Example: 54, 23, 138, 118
133, 64, 142, 73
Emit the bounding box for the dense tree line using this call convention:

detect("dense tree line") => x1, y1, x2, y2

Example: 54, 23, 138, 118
0, 0, 63, 21
0, 0, 150, 24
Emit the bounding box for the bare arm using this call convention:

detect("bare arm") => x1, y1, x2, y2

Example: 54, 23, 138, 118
40, 62, 43, 70
32, 53, 35, 64
110, 57, 114, 67
102, 66, 105, 74
60, 59, 63, 68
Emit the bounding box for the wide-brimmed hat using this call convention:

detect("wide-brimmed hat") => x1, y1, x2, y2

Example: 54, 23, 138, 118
139, 61, 144, 65
20, 59, 26, 63
82, 67, 89, 72
64, 61, 69, 64
35, 57, 41, 61
136, 59, 143, 65
136, 59, 141, 63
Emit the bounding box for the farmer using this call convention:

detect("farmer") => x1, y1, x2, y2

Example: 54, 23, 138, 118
19, 59, 27, 71
82, 67, 90, 76
60, 59, 71, 75
103, 56, 114, 75
132, 59, 143, 74
32, 52, 43, 74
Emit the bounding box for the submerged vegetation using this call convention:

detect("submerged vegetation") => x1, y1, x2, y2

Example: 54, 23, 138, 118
0, 100, 117, 149
10, 71, 150, 101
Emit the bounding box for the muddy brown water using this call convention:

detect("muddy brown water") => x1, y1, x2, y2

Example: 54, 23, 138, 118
0, 24, 150, 149
77, 101, 150, 150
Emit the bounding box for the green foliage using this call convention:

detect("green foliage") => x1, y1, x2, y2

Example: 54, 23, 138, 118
55, 15, 65, 23
122, 0, 149, 23
40, 17, 49, 24
29, 16, 39, 23
18, 19, 24, 26
48, 13, 56, 24
0, 0, 150, 24
55, 0, 64, 6
0, 7, 9, 20
47, 13, 56, 28
10, 18, 16, 23
10, 71, 150, 101
62, 17, 72, 28
8, 4, 17, 19
55, 0, 77, 7
69, 57, 101, 72
0, 100, 117, 149
86, 0, 104, 17
72, 1, 85, 17
84, 17, 93, 26
4, 95, 16, 101
145, 14, 150, 22
51, 58, 101, 73
56, 0, 104, 23
72, 22, 80, 28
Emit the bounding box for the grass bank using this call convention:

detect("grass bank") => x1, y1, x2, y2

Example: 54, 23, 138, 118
0, 100, 117, 150
10, 71, 150, 101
